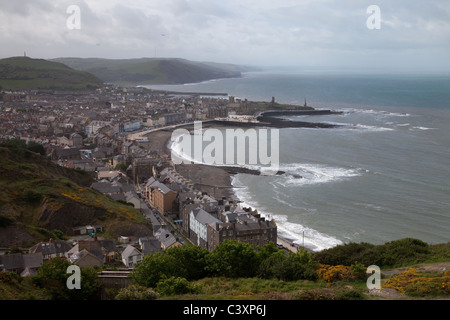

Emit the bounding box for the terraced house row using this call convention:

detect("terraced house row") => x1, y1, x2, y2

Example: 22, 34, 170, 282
141, 167, 277, 251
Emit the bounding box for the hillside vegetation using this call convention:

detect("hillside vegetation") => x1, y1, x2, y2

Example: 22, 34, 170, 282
0, 143, 151, 248
0, 57, 104, 90
118, 239, 450, 300
52, 57, 247, 85
0, 226, 448, 300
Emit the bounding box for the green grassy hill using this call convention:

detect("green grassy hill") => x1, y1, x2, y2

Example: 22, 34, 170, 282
0, 57, 104, 90
52, 57, 247, 85
0, 144, 151, 248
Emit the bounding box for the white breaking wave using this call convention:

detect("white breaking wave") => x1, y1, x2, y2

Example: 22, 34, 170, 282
310, 120, 395, 132
231, 174, 346, 252
411, 126, 437, 131
339, 108, 411, 117
277, 163, 362, 187
349, 123, 394, 132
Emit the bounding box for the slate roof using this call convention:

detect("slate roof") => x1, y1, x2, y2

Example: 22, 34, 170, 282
139, 236, 162, 255
74, 239, 117, 260
68, 249, 102, 265
192, 207, 221, 225
121, 245, 142, 259
29, 240, 72, 256
158, 229, 177, 249
0, 253, 43, 272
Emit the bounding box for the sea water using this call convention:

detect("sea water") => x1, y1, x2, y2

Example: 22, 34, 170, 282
144, 70, 450, 251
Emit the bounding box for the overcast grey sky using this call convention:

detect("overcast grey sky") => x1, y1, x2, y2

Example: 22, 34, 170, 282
1, 0, 450, 71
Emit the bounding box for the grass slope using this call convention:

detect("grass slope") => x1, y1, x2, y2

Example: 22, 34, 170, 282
52, 57, 244, 85
0, 56, 104, 90
0, 144, 150, 247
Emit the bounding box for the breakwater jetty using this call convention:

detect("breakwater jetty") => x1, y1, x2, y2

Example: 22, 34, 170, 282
211, 109, 341, 129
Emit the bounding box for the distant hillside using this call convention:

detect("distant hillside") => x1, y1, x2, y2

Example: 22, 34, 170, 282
51, 57, 255, 85
0, 144, 151, 248
0, 56, 104, 90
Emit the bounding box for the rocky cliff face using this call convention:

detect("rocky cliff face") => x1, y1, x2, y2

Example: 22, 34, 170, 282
38, 200, 109, 234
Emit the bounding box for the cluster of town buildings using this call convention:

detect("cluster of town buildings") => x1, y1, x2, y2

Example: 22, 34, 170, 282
0, 87, 257, 171
0, 86, 277, 276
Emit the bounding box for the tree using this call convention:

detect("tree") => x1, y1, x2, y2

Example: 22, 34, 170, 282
131, 251, 182, 288
26, 140, 45, 155
206, 240, 258, 278
5, 138, 26, 149
165, 245, 211, 280
257, 250, 287, 279
256, 242, 281, 263
4, 138, 45, 155
279, 249, 319, 281
32, 258, 100, 300
130, 246, 211, 288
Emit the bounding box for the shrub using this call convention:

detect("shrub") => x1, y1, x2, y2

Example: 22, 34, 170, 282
257, 248, 318, 281
156, 276, 201, 296
350, 261, 367, 280
0, 214, 13, 227
314, 242, 374, 266
364, 238, 429, 267
317, 264, 355, 283
52, 229, 65, 240
0, 272, 22, 284
131, 251, 183, 288
115, 285, 159, 300
291, 289, 335, 300
314, 238, 430, 268
257, 250, 287, 279
279, 250, 319, 281
336, 289, 365, 300
32, 258, 100, 300
23, 189, 42, 203
383, 268, 450, 297
206, 240, 258, 278
165, 245, 211, 280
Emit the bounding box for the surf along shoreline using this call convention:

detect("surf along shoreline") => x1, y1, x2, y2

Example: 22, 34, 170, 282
142, 109, 340, 252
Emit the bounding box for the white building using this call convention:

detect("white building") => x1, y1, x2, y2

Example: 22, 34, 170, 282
121, 245, 143, 268
189, 207, 221, 247
85, 120, 111, 135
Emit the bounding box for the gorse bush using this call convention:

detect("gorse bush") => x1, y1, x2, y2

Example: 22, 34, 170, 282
317, 264, 354, 283
383, 268, 450, 297
129, 238, 439, 298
